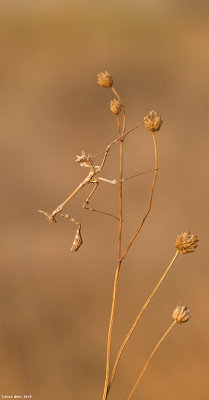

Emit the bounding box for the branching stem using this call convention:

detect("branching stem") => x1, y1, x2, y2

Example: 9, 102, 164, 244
120, 132, 158, 262
107, 250, 179, 393
92, 120, 143, 161
103, 129, 159, 400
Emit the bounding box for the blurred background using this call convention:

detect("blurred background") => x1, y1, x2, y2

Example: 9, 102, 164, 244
1, 0, 209, 399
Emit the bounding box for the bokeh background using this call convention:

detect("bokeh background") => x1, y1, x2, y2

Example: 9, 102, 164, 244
1, 1, 209, 399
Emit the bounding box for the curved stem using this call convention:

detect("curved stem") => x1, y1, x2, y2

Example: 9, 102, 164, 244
111, 87, 121, 100
108, 250, 179, 393
126, 320, 177, 400
120, 132, 158, 263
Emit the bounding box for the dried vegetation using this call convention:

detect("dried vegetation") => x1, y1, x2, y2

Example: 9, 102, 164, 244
39, 71, 199, 399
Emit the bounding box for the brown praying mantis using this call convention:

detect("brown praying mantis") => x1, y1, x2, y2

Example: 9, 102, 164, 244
38, 118, 156, 252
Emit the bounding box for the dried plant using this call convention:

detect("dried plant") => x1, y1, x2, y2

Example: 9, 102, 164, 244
127, 305, 191, 400
39, 71, 199, 399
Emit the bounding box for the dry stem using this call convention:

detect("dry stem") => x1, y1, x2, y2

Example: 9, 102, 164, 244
92, 120, 143, 161
107, 249, 179, 393
120, 132, 158, 262
126, 320, 177, 400
102, 261, 121, 400
116, 114, 123, 259
102, 87, 125, 400
104, 130, 159, 400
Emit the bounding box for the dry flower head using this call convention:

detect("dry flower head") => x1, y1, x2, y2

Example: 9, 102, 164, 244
144, 110, 162, 132
110, 98, 122, 115
176, 231, 199, 254
173, 305, 191, 323
97, 70, 113, 88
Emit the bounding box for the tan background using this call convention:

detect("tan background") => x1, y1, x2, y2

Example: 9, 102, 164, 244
1, 1, 209, 399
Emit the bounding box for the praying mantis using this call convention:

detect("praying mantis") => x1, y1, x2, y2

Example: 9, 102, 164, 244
38, 119, 156, 252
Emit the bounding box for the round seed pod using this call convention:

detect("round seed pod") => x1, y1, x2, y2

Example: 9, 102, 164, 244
176, 231, 199, 254
110, 98, 122, 115
97, 70, 113, 88
144, 110, 163, 132
173, 305, 191, 324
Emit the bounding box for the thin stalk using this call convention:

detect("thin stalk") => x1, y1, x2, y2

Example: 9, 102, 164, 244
105, 132, 159, 399
102, 90, 125, 400
92, 119, 140, 162
120, 132, 158, 263
112, 87, 121, 100
107, 250, 179, 393
102, 260, 121, 400
126, 320, 177, 400
117, 114, 123, 259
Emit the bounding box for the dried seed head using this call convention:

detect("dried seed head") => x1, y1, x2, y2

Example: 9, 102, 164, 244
173, 305, 191, 324
144, 110, 163, 132
110, 98, 122, 115
71, 225, 83, 252
176, 231, 199, 254
97, 70, 113, 88
38, 210, 57, 223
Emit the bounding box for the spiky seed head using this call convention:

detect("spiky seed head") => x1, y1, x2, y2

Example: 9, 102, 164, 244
173, 305, 191, 324
71, 225, 83, 252
97, 70, 113, 88
144, 110, 163, 132
110, 98, 122, 115
176, 231, 199, 254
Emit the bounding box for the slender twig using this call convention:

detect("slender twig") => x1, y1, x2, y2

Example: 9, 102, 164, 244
120, 132, 158, 263
92, 119, 143, 160
102, 87, 125, 400
116, 114, 123, 259
104, 132, 159, 400
102, 260, 121, 400
126, 320, 177, 400
111, 87, 121, 100
107, 250, 179, 393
